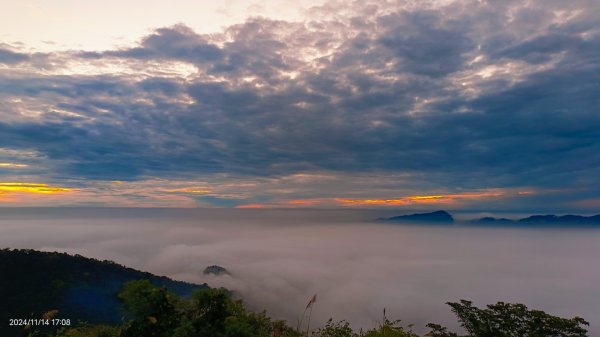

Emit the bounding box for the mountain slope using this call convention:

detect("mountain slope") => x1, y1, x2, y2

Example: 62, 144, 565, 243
0, 248, 206, 335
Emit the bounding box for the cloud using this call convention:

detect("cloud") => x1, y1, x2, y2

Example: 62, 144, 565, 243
335, 191, 506, 206
0, 0, 599, 208
95, 24, 224, 65
0, 182, 73, 194
0, 162, 28, 168
2, 209, 599, 334
0, 182, 74, 202
0, 47, 29, 64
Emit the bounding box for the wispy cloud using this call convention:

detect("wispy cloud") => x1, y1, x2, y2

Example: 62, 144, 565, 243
336, 191, 507, 206
0, 163, 29, 168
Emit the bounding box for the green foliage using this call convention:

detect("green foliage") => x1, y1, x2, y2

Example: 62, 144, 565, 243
223, 310, 273, 337
274, 320, 303, 337
424, 324, 459, 337
118, 280, 178, 319
52, 290, 592, 337
312, 319, 357, 337
363, 315, 419, 337
118, 280, 180, 337
186, 287, 233, 336
427, 300, 589, 337
54, 324, 120, 337
116, 282, 290, 337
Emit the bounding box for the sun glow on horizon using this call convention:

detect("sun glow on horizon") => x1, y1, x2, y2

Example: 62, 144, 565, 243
164, 187, 212, 194
0, 182, 74, 195
232, 190, 523, 209
336, 191, 506, 206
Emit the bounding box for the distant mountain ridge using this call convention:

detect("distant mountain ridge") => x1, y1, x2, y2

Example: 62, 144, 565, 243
378, 210, 600, 225
0, 248, 207, 335
378, 210, 454, 223
474, 214, 600, 225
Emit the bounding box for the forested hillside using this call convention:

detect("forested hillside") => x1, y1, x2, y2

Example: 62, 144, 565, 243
0, 248, 205, 336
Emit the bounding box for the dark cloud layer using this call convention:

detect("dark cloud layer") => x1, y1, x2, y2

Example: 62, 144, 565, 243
0, 48, 29, 64
1, 0, 599, 208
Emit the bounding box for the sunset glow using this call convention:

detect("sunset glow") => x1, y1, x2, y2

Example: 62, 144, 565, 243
335, 191, 506, 206
0, 182, 73, 194
165, 188, 212, 194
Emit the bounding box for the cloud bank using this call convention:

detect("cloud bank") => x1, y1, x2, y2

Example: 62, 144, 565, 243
1, 209, 599, 334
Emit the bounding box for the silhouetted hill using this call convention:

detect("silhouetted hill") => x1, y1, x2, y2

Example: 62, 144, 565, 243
519, 214, 600, 224
379, 211, 600, 225
379, 210, 454, 223
0, 248, 207, 336
472, 216, 514, 224
203, 265, 230, 275
473, 214, 600, 225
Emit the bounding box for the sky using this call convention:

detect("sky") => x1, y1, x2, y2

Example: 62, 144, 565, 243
1, 0, 599, 210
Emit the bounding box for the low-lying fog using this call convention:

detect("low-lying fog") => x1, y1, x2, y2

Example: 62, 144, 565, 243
1, 208, 599, 334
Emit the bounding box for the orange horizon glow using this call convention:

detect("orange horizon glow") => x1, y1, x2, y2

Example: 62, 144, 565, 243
236, 203, 268, 209
287, 199, 318, 205
335, 191, 506, 206
0, 182, 74, 195
233, 191, 515, 209
0, 179, 539, 207
164, 187, 212, 194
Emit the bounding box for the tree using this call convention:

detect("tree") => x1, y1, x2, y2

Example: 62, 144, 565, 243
118, 280, 179, 337
424, 323, 459, 337
54, 324, 120, 337
362, 318, 419, 337
312, 319, 357, 337
427, 300, 589, 337
185, 287, 233, 337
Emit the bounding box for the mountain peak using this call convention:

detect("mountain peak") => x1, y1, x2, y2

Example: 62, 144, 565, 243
379, 210, 454, 223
